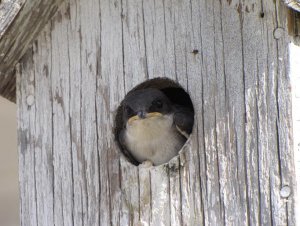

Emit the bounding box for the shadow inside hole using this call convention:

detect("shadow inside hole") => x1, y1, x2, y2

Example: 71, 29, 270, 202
115, 77, 194, 166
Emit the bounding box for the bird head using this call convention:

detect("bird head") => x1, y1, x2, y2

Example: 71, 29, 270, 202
122, 88, 172, 125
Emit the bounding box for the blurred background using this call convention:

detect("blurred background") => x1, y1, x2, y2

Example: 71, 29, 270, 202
0, 96, 19, 226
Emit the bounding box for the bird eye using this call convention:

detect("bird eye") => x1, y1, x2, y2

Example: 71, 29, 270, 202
152, 99, 163, 108
125, 105, 134, 116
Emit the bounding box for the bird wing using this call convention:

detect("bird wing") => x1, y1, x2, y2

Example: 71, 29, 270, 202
118, 128, 140, 165
173, 105, 194, 139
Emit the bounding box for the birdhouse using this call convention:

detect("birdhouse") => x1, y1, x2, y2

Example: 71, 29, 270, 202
0, 0, 299, 225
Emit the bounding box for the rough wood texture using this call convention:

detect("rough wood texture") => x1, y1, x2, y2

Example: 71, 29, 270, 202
17, 0, 296, 225
0, 0, 64, 102
0, 0, 23, 38
290, 42, 300, 226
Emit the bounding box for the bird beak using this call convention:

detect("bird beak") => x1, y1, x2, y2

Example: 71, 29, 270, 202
137, 111, 147, 119
127, 112, 163, 124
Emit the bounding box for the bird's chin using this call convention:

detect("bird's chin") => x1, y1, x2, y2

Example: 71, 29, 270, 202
127, 112, 163, 124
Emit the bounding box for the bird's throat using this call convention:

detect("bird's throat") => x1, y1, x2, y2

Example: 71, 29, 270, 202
124, 113, 184, 165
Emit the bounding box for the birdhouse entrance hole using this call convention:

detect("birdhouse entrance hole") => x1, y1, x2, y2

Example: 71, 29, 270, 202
115, 77, 194, 166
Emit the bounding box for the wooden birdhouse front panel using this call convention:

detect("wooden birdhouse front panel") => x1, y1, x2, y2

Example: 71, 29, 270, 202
16, 0, 295, 225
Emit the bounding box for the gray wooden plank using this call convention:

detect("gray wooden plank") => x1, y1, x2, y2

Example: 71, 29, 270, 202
138, 166, 151, 225
149, 165, 170, 226
121, 0, 148, 89
17, 49, 38, 226
168, 157, 181, 226
77, 0, 101, 224
195, 0, 224, 224
32, 25, 55, 226
220, 1, 248, 223
274, 1, 296, 224
50, 5, 73, 225
0, 0, 24, 37
67, 0, 88, 224
119, 158, 139, 225
242, 1, 264, 225
99, 0, 124, 225
142, 0, 176, 80
0, 0, 65, 102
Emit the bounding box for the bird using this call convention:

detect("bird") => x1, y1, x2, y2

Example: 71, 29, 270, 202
119, 88, 194, 166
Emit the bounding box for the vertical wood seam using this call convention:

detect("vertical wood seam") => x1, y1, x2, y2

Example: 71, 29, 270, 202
255, 63, 262, 226
31, 45, 39, 226
67, 18, 75, 226
141, 0, 149, 79
238, 0, 250, 224
49, 19, 56, 225
212, 2, 225, 224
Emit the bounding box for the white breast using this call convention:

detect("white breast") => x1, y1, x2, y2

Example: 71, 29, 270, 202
124, 114, 185, 165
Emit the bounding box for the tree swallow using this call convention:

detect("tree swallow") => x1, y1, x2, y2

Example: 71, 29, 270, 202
119, 88, 194, 166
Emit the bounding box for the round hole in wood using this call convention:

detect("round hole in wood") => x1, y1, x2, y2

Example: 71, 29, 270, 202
115, 77, 194, 166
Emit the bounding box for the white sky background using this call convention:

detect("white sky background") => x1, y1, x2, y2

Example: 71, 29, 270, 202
0, 96, 18, 226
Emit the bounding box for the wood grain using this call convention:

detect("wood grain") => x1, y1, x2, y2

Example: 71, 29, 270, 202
0, 0, 64, 102
17, 0, 296, 225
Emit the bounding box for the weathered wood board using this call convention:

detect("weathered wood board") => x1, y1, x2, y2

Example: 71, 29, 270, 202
17, 0, 296, 225
290, 42, 300, 226
0, 0, 65, 102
